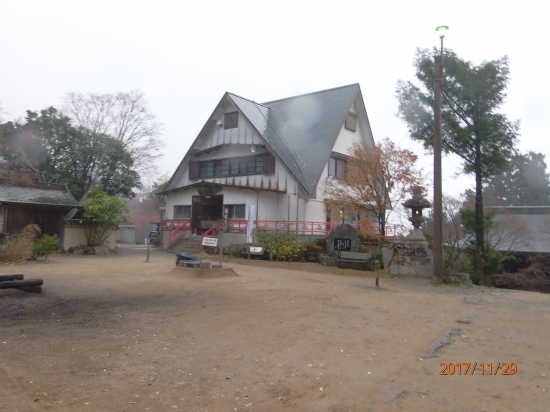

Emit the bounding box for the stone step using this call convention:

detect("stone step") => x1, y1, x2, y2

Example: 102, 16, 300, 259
169, 235, 203, 254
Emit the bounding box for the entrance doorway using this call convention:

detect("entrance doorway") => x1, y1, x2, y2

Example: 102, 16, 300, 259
191, 195, 223, 234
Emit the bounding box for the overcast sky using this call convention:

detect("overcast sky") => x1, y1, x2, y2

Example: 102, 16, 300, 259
1, 0, 549, 197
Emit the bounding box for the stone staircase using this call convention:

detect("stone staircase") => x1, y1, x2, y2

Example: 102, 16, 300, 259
169, 234, 202, 254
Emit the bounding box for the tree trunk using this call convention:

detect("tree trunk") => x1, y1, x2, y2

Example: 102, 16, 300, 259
64, 149, 108, 220
0, 274, 24, 281
0, 278, 43, 289
378, 209, 386, 251
474, 155, 486, 285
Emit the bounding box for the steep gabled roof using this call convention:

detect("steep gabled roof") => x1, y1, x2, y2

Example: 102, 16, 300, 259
164, 84, 365, 195
229, 84, 361, 193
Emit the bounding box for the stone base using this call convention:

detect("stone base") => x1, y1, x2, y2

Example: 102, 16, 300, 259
388, 262, 433, 277
177, 261, 211, 269
443, 273, 472, 286
319, 255, 336, 267
389, 254, 433, 277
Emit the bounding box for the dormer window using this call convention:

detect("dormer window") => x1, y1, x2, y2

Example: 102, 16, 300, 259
345, 112, 357, 132
224, 112, 238, 130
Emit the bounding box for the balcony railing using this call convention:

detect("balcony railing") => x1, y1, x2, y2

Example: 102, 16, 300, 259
162, 218, 399, 243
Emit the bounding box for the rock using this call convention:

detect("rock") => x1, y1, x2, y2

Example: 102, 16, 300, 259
463, 297, 482, 305
327, 224, 361, 256
420, 327, 461, 358
319, 255, 337, 267
379, 387, 407, 403
94, 245, 109, 255
443, 273, 472, 286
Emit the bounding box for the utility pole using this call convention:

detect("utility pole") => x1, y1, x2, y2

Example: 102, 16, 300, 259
433, 25, 448, 283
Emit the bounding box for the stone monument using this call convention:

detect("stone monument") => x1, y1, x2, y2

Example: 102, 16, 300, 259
320, 224, 361, 267
389, 186, 433, 277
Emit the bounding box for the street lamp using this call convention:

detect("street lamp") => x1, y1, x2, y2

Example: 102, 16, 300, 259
433, 25, 448, 283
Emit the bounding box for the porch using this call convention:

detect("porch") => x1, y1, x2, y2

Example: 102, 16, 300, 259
161, 218, 399, 248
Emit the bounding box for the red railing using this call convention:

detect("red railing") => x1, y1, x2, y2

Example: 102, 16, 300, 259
165, 219, 191, 246
200, 219, 226, 246
222, 219, 398, 236
161, 218, 399, 241
162, 219, 191, 229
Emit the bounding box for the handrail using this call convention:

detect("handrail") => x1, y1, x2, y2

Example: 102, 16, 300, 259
167, 219, 191, 246
200, 219, 225, 247
161, 218, 400, 240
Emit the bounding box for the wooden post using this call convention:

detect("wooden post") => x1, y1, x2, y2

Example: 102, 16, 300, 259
146, 245, 150, 262
219, 244, 222, 266
375, 260, 380, 288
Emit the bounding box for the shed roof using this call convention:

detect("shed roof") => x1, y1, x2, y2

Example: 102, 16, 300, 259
0, 178, 81, 207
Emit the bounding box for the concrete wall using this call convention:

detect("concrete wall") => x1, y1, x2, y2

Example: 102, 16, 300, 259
64, 225, 117, 251
116, 225, 136, 244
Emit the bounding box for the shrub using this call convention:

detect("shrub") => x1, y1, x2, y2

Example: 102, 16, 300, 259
299, 243, 323, 262
255, 231, 306, 261
83, 188, 131, 249
152, 235, 161, 247
370, 250, 383, 268
32, 234, 59, 261
0, 224, 41, 262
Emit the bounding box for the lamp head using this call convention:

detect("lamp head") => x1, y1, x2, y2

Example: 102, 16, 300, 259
436, 25, 449, 38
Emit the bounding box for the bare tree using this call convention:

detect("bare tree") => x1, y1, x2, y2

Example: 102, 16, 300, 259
63, 90, 164, 177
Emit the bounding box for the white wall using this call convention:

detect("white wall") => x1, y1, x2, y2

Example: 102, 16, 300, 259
166, 97, 299, 195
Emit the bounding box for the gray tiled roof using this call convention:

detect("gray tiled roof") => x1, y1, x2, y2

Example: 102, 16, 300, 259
229, 84, 359, 193
0, 179, 81, 207
453, 207, 550, 254
489, 207, 550, 253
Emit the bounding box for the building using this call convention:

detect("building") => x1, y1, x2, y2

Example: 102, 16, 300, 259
161, 84, 385, 247
487, 206, 550, 257
0, 178, 81, 248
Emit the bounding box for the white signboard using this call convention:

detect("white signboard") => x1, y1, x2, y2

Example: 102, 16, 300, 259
249, 246, 263, 254
202, 237, 218, 247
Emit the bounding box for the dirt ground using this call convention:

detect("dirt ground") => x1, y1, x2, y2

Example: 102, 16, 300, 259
1, 245, 549, 412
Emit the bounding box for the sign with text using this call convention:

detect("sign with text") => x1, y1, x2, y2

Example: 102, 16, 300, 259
334, 238, 351, 251
202, 237, 218, 247
149, 222, 161, 243
249, 246, 264, 254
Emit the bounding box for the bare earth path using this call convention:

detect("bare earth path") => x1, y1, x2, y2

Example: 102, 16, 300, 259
1, 245, 549, 411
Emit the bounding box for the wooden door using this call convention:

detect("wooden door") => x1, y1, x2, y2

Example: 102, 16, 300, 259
192, 196, 202, 234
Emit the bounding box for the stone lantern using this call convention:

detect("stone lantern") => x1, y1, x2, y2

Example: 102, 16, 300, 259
388, 185, 433, 277
403, 185, 431, 239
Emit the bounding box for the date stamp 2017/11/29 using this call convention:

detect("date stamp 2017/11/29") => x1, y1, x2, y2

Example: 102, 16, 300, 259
440, 362, 517, 376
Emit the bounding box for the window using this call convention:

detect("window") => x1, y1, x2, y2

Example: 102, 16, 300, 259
200, 161, 215, 177
224, 112, 238, 130
328, 157, 346, 179
345, 112, 357, 132
174, 205, 191, 219
195, 155, 269, 179
225, 204, 245, 219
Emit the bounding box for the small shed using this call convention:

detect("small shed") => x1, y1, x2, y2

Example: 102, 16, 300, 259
0, 178, 81, 248
116, 224, 137, 244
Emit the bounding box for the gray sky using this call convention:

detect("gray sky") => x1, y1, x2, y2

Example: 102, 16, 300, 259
1, 0, 549, 197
